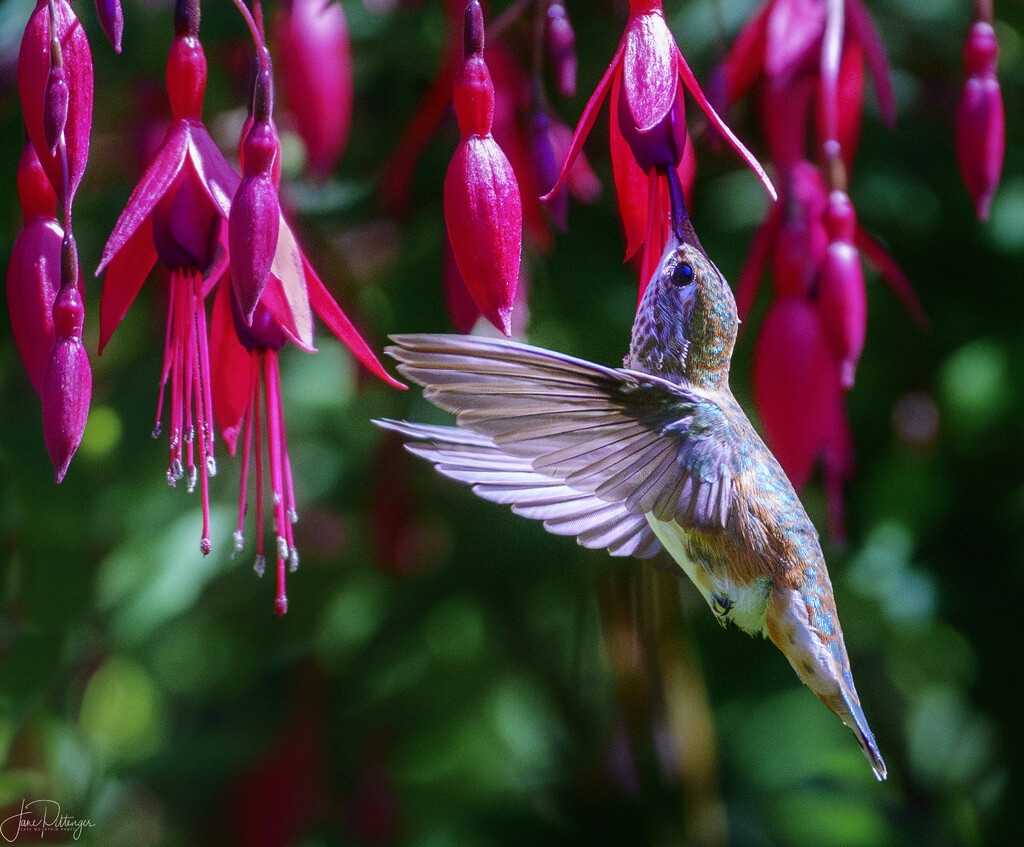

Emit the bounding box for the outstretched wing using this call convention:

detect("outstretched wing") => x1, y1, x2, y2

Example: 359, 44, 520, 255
383, 334, 748, 533
377, 420, 663, 558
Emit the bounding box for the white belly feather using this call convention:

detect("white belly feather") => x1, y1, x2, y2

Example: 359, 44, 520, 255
645, 514, 772, 637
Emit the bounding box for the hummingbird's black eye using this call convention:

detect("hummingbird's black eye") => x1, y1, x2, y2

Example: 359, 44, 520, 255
671, 261, 694, 287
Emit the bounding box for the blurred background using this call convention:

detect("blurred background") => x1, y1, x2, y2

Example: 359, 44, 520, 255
1, 0, 1022, 844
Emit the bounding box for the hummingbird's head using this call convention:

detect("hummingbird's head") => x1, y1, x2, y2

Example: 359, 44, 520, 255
626, 237, 738, 390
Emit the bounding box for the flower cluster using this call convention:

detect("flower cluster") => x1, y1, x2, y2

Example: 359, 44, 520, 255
8, 0, 402, 613
11, 0, 96, 483
719, 0, 931, 538
382, 0, 600, 335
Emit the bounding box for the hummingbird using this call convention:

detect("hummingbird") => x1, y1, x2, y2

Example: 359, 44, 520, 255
376, 226, 887, 781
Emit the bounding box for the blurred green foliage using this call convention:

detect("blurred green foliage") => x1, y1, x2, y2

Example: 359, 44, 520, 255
1, 0, 1022, 845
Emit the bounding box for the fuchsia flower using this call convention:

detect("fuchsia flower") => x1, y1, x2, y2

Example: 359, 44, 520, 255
545, 0, 774, 293
722, 0, 895, 172
443, 0, 523, 336
97, 0, 241, 553
273, 0, 353, 180
956, 14, 1004, 221
18, 0, 93, 211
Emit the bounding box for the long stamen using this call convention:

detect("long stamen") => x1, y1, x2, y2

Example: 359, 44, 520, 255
269, 353, 299, 571
263, 351, 289, 615
253, 359, 266, 578
235, 351, 258, 557
194, 272, 217, 477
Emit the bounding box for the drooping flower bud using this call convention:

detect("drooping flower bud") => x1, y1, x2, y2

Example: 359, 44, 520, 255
7, 142, 62, 394
43, 38, 69, 154
545, 2, 577, 99
230, 59, 282, 323
42, 232, 91, 483
443, 0, 523, 336
273, 0, 353, 179
816, 190, 866, 390
18, 0, 93, 209
956, 20, 1004, 221
95, 0, 124, 53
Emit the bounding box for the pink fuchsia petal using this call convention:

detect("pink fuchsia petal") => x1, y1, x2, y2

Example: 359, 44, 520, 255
305, 261, 405, 390
230, 121, 281, 322
855, 224, 927, 328
265, 219, 315, 352
956, 21, 1004, 222
723, 0, 770, 102
210, 278, 253, 454
621, 8, 678, 133
18, 0, 93, 207
97, 123, 188, 273
676, 46, 777, 200
99, 223, 157, 353
444, 135, 523, 336
96, 0, 124, 53
273, 0, 353, 179
7, 219, 63, 393
753, 296, 839, 490
151, 166, 223, 270
764, 0, 826, 83
611, 68, 651, 261
846, 0, 895, 127
816, 190, 866, 390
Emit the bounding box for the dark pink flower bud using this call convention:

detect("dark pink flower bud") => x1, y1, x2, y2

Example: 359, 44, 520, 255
816, 190, 866, 390
231, 108, 282, 322
956, 21, 1004, 221
273, 0, 352, 179
528, 108, 567, 230
166, 33, 207, 123
18, 0, 93, 208
43, 51, 69, 154
42, 234, 91, 483
443, 234, 481, 334
7, 144, 62, 394
444, 0, 523, 336
753, 297, 839, 490
95, 0, 124, 53
546, 2, 577, 99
